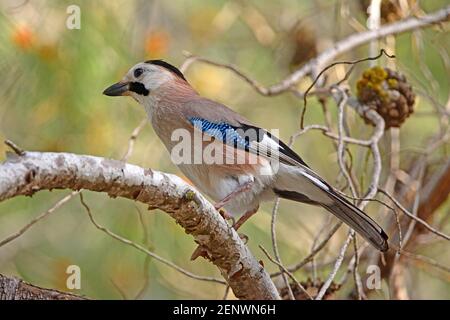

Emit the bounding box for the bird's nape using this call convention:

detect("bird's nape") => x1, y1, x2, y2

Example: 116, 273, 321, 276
145, 59, 187, 81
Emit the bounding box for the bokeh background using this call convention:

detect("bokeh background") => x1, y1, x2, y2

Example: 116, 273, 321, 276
0, 0, 448, 299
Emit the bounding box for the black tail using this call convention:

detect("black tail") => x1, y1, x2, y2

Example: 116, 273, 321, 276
322, 191, 389, 252
275, 189, 389, 252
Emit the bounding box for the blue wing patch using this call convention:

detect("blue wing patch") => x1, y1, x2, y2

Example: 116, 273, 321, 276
189, 117, 250, 149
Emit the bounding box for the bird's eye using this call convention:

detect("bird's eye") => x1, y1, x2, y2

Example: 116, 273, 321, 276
134, 68, 144, 78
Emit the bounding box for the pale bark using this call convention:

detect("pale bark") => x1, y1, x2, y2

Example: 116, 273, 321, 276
0, 274, 85, 300
182, 6, 450, 96
267, 6, 450, 94
0, 151, 280, 300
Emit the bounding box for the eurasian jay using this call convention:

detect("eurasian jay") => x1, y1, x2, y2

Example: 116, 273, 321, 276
103, 60, 389, 252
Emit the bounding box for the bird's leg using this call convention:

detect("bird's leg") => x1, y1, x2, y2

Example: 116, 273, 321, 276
233, 206, 259, 230
213, 181, 253, 210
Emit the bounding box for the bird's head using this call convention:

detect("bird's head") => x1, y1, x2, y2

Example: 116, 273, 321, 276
103, 60, 188, 104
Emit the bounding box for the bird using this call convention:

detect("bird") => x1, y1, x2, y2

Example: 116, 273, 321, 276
103, 59, 389, 252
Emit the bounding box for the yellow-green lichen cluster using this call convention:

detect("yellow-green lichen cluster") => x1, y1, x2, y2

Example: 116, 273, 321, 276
357, 66, 389, 102
184, 190, 196, 201
356, 66, 415, 129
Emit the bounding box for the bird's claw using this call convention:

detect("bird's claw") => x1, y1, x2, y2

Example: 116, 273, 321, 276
238, 233, 249, 244
218, 208, 235, 225
190, 245, 211, 261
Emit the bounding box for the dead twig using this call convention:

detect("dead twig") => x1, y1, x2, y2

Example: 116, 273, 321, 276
4, 139, 25, 156
259, 245, 312, 300
271, 221, 343, 277
269, 198, 294, 300
79, 193, 226, 285
316, 231, 354, 300
0, 191, 78, 248
379, 189, 450, 242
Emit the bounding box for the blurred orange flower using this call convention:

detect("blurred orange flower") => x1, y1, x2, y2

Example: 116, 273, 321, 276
145, 30, 170, 58
11, 24, 34, 50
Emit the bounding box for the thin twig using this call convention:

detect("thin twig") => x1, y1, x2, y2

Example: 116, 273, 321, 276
271, 221, 343, 277
121, 119, 147, 162
334, 87, 365, 299
259, 245, 312, 300
367, 0, 382, 64
180, 52, 274, 96
0, 120, 148, 250
315, 231, 354, 300
0, 191, 78, 248
79, 193, 226, 285
338, 242, 368, 287
181, 7, 450, 97
222, 285, 231, 300
134, 205, 153, 300
379, 189, 450, 241
269, 198, 294, 300
269, 6, 450, 95
392, 246, 450, 274
300, 49, 395, 128
110, 278, 128, 300
4, 139, 25, 156
335, 87, 358, 197
310, 215, 333, 283
402, 165, 425, 247
352, 237, 366, 300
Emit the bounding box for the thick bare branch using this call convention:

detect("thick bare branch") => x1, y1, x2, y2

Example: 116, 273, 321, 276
268, 6, 450, 94
0, 151, 280, 300
0, 273, 85, 300
181, 7, 449, 96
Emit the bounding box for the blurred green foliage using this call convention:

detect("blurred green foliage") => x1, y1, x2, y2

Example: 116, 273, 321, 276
0, 0, 448, 299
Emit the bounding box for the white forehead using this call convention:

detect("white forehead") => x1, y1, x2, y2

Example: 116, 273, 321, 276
125, 62, 167, 78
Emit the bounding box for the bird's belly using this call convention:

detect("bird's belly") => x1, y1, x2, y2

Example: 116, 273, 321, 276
177, 162, 275, 216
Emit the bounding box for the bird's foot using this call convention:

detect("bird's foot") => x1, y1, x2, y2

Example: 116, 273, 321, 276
190, 245, 211, 261
191, 207, 257, 260
218, 208, 235, 225
190, 234, 246, 261
219, 209, 249, 243
238, 233, 249, 244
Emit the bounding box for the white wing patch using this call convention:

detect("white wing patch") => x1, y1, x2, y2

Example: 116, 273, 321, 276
260, 133, 283, 150
249, 133, 282, 158
301, 171, 329, 190
254, 133, 329, 191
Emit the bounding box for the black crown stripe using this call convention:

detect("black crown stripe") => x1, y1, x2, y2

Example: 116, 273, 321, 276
145, 59, 186, 81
